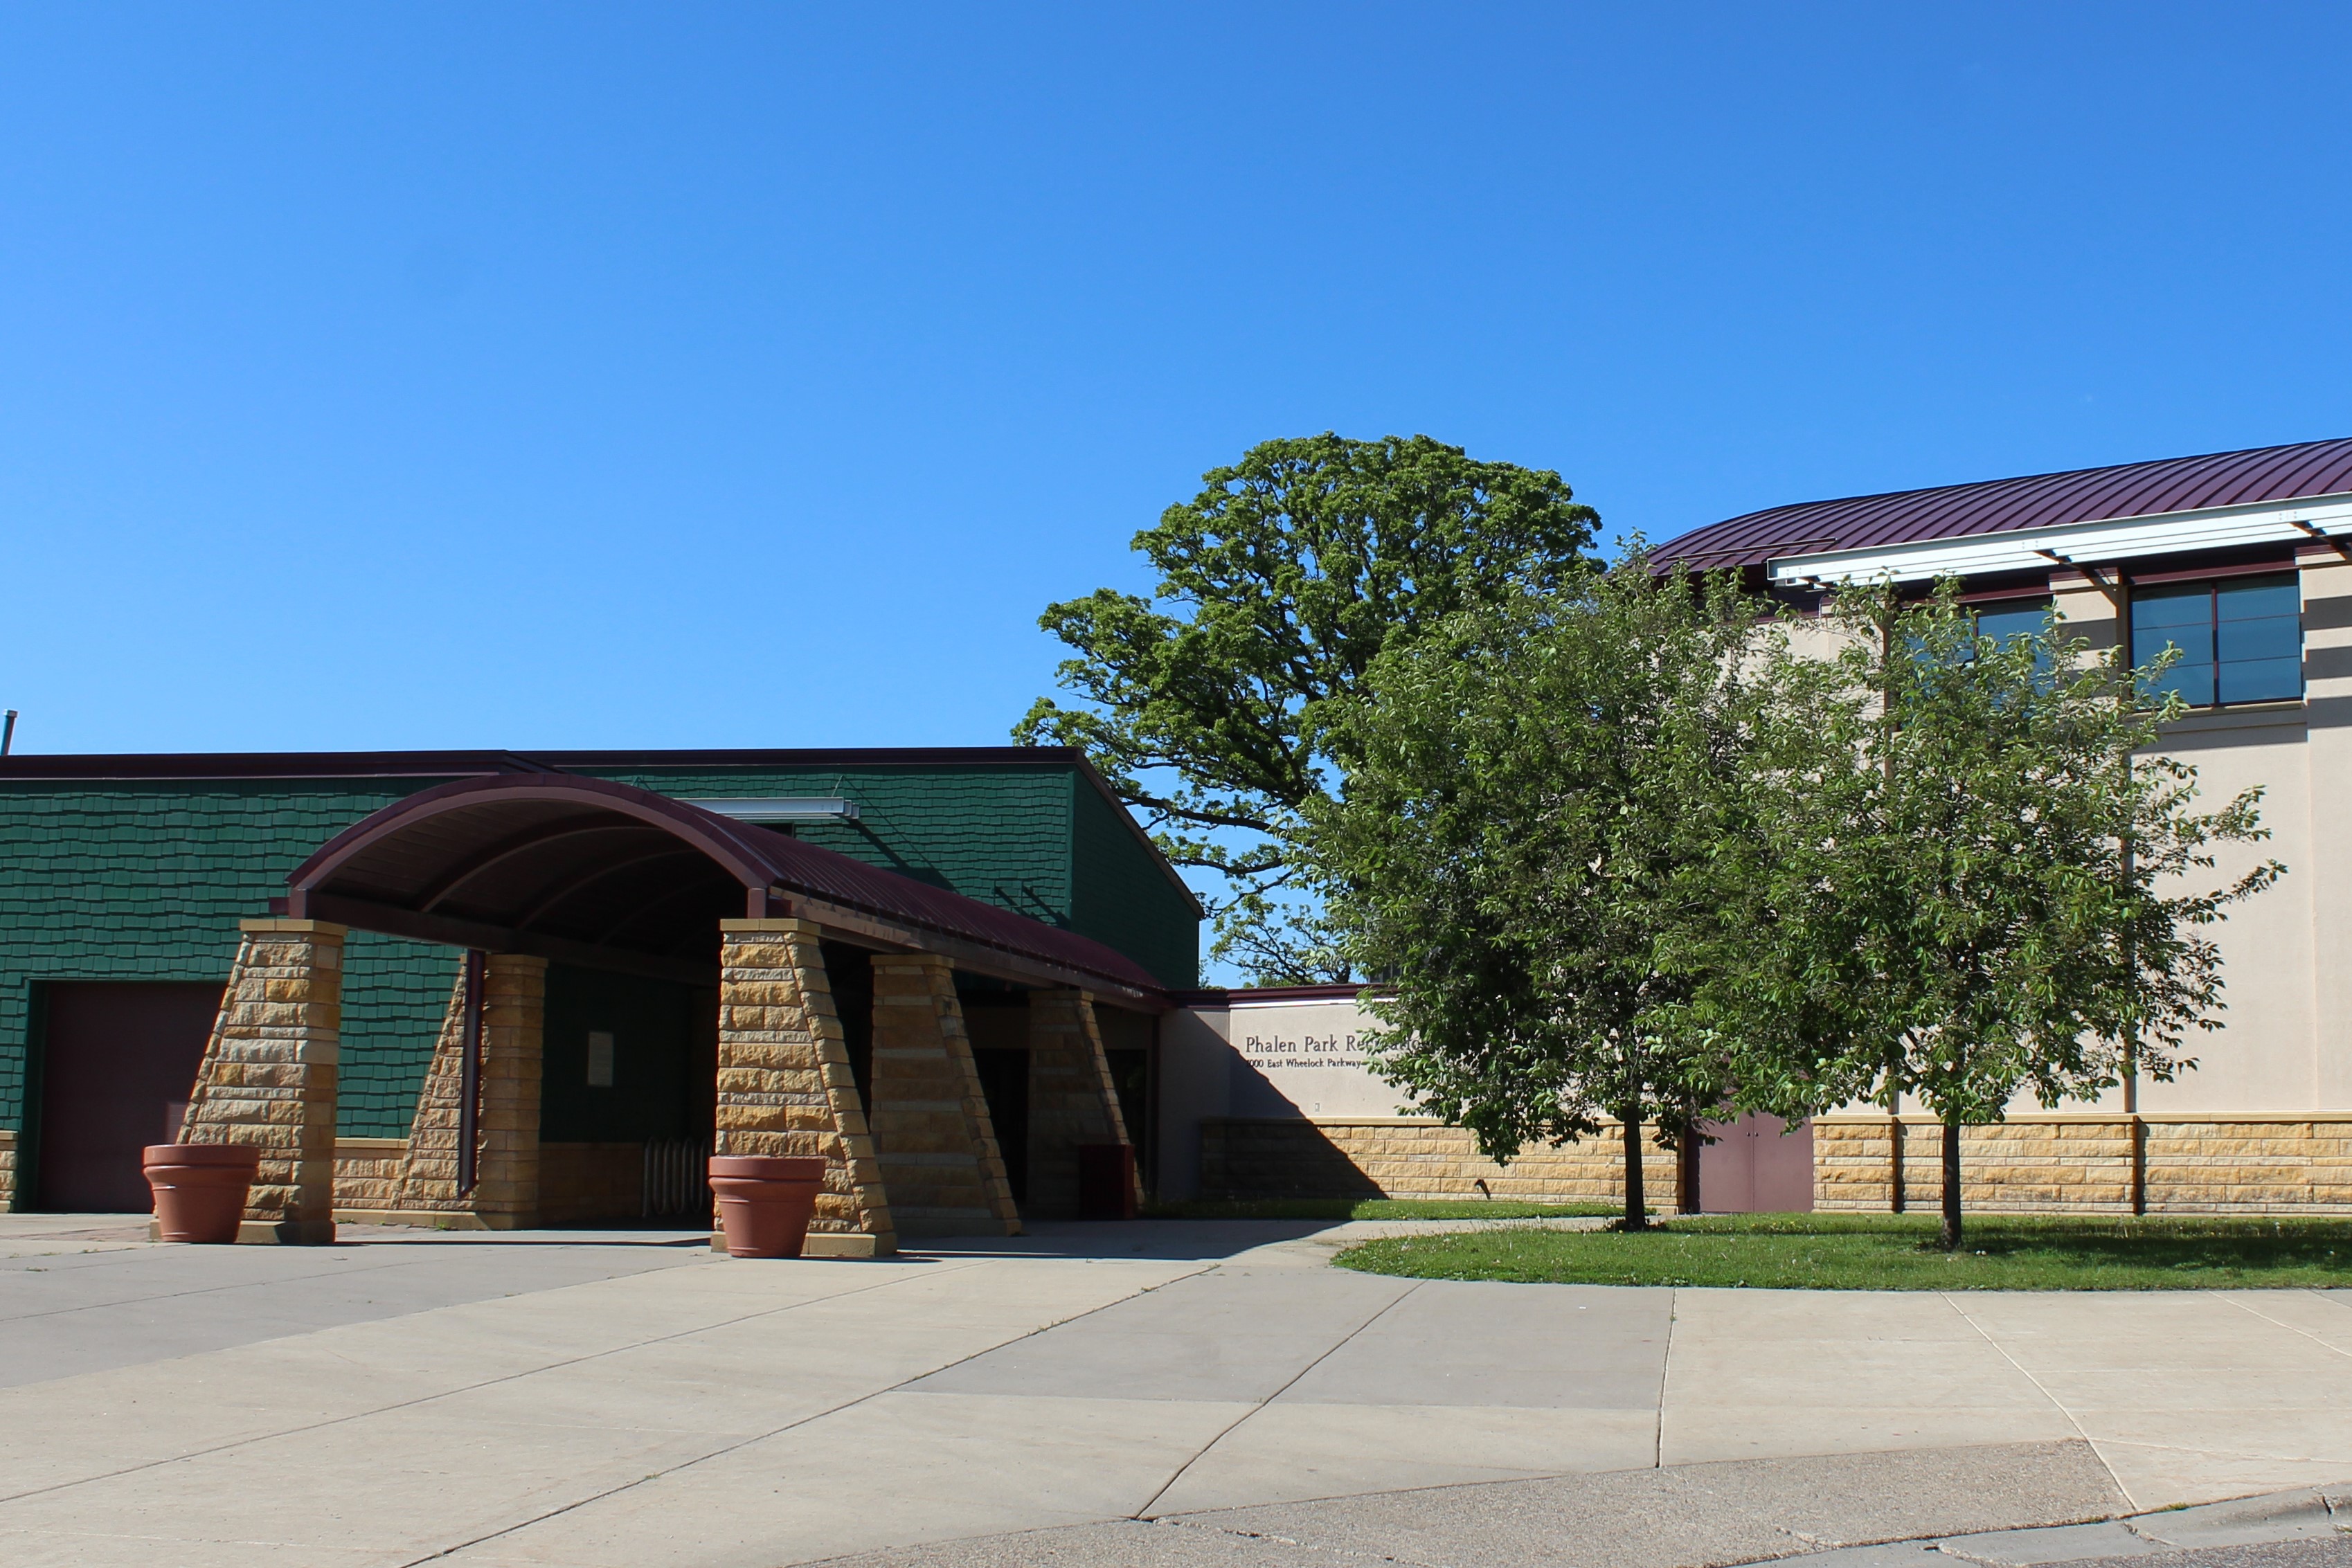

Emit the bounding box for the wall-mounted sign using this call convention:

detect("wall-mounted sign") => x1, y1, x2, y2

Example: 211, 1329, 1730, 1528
1226, 996, 1406, 1118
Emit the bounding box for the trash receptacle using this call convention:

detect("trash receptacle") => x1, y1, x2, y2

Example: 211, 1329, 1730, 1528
1078, 1143, 1136, 1220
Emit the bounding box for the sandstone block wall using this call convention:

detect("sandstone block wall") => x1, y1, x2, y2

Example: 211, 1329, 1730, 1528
382, 953, 546, 1227
473, 955, 546, 1220
2143, 1119, 2352, 1211
334, 1137, 406, 1212
1200, 1117, 1682, 1208
866, 953, 1018, 1236
717, 919, 894, 1254
1027, 989, 1140, 1216
177, 919, 344, 1243
1815, 1113, 2352, 1214
0, 1128, 15, 1211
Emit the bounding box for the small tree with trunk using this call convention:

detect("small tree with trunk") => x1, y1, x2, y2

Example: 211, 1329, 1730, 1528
1309, 552, 1799, 1229
1724, 583, 2282, 1250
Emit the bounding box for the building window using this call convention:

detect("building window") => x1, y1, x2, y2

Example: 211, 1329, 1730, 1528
2129, 573, 2301, 708
1972, 598, 2051, 648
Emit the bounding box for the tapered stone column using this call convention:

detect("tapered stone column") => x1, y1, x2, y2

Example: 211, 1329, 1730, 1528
1025, 989, 1141, 1217
868, 953, 1021, 1236
177, 919, 344, 1243
379, 953, 548, 1227
717, 919, 895, 1256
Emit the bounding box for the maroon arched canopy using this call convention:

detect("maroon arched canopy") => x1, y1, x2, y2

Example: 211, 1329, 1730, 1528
286, 773, 1165, 1002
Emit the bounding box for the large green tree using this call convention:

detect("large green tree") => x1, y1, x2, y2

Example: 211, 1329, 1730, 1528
1722, 586, 2283, 1250
1016, 433, 1597, 981
1307, 555, 1802, 1228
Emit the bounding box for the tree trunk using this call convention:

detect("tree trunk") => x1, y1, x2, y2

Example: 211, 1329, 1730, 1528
1939, 1119, 1963, 1252
1622, 1109, 1648, 1232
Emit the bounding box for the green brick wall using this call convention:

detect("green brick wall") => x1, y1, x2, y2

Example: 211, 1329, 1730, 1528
0, 759, 1197, 1155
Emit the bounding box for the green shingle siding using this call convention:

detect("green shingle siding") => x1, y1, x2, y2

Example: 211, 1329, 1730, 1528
1070, 782, 1200, 989
573, 766, 1076, 923
0, 780, 464, 1142
339, 934, 461, 1137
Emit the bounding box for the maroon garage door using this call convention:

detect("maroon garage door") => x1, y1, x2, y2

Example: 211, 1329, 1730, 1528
1696, 1113, 1815, 1213
36, 982, 224, 1211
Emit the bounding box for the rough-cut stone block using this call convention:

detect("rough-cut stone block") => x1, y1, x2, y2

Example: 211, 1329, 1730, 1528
715, 920, 895, 1252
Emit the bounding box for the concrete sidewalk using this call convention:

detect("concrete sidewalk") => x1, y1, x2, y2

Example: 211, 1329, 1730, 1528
0, 1214, 2347, 1567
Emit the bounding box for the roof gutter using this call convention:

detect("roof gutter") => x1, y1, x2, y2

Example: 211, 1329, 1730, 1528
1769, 492, 2352, 588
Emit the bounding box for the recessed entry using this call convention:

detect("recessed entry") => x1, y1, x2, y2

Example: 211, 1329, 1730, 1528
586, 1030, 616, 1088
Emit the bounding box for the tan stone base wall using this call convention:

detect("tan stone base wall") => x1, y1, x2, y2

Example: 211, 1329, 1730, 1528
1815, 1114, 2352, 1214
0, 1128, 15, 1211
334, 1138, 648, 1226
334, 1137, 409, 1211
2144, 1119, 2352, 1211
538, 1142, 645, 1225
1201, 1117, 1682, 1207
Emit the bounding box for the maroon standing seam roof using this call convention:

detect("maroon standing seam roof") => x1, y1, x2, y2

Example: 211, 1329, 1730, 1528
1651, 437, 2352, 572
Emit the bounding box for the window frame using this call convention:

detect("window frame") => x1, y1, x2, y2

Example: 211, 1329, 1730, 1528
2126, 569, 2304, 712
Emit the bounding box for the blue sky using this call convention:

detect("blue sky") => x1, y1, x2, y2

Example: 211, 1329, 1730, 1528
2, 3, 2347, 759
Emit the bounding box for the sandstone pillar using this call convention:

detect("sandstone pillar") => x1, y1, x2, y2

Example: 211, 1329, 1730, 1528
382, 953, 547, 1227
1025, 989, 1140, 1217
867, 953, 1021, 1236
717, 919, 895, 1256
474, 955, 546, 1222
178, 919, 344, 1243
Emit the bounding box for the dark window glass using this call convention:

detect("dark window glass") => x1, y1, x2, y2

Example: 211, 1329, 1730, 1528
1973, 600, 2049, 648
2130, 573, 2301, 708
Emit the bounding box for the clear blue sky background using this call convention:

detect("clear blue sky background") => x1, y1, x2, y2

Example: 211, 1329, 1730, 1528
3, 3, 2347, 760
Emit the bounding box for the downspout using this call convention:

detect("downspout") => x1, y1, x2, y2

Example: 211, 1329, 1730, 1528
458, 948, 486, 1196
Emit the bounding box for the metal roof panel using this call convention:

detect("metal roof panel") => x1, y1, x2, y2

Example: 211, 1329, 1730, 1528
1653, 437, 2352, 570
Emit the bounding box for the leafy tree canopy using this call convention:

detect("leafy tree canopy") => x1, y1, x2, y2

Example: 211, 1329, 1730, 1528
1721, 585, 2283, 1249
1016, 433, 1596, 981
1307, 553, 1799, 1228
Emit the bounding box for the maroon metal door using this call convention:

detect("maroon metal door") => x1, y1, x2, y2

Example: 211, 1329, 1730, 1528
35, 982, 224, 1211
1696, 1113, 1815, 1213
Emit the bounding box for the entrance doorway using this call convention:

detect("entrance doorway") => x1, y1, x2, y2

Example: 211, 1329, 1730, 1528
35, 982, 225, 1211
1695, 1113, 1815, 1213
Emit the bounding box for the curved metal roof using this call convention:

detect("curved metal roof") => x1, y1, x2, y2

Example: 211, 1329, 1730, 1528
1652, 436, 2352, 572
285, 773, 1165, 1000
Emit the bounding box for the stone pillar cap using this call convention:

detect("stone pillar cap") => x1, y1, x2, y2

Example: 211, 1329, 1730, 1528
237, 917, 349, 937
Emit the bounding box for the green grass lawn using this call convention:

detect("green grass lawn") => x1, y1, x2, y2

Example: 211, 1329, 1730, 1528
1144, 1197, 1624, 1222
1333, 1212, 2352, 1290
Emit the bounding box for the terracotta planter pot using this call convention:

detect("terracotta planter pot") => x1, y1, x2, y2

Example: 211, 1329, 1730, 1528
708, 1155, 826, 1259
144, 1143, 261, 1244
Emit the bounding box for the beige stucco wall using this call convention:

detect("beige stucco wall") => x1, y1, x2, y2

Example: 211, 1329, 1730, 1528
1799, 560, 2346, 1122
2033, 552, 2346, 1119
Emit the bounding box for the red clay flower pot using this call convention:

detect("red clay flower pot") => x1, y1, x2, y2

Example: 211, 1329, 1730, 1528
144, 1143, 261, 1244
708, 1155, 826, 1258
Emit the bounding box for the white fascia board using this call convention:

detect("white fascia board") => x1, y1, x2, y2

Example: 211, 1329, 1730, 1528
1768, 492, 2352, 588
682, 797, 861, 822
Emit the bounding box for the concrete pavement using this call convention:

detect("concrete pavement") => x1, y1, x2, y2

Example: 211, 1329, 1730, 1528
0, 1213, 2347, 1566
